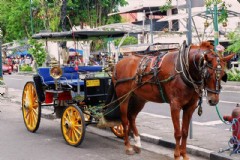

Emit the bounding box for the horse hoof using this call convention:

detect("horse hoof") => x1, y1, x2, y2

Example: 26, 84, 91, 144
174, 155, 180, 160
174, 157, 180, 160
133, 145, 141, 154
126, 148, 135, 155
183, 155, 190, 160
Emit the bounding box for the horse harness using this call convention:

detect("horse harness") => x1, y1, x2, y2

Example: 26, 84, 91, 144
176, 43, 223, 115
114, 52, 172, 103
177, 45, 223, 94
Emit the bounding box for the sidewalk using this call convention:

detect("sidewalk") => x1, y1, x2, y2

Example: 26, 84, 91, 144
2, 83, 240, 160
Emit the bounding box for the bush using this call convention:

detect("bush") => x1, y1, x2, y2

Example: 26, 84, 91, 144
227, 69, 240, 81
20, 65, 33, 72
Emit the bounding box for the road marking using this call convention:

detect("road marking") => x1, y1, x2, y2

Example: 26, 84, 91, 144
192, 120, 223, 126
8, 78, 23, 80
202, 98, 240, 104
222, 90, 240, 94
140, 112, 225, 126
140, 112, 170, 119
140, 133, 162, 140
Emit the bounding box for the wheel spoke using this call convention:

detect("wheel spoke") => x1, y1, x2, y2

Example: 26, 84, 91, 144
73, 126, 82, 136
22, 82, 40, 132
72, 129, 79, 141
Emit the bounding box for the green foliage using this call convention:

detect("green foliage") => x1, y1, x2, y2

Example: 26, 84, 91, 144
20, 65, 33, 72
205, 0, 223, 7
28, 39, 47, 67
114, 36, 138, 46
226, 28, 240, 53
227, 69, 240, 81
160, 0, 172, 12
205, 0, 229, 24
0, 80, 5, 85
0, 0, 127, 42
218, 5, 228, 23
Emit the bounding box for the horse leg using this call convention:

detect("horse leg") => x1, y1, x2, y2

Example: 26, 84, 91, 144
120, 96, 135, 155
180, 105, 197, 160
170, 105, 181, 160
128, 96, 146, 154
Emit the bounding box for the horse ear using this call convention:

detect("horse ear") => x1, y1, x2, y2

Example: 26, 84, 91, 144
221, 72, 228, 82
222, 53, 235, 62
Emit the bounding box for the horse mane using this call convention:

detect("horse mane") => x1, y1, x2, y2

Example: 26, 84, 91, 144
191, 41, 214, 50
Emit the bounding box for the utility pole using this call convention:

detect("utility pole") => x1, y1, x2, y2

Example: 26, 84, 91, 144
187, 0, 192, 46
213, 3, 219, 51
0, 28, 3, 80
30, 0, 34, 34
150, 11, 153, 43
186, 0, 193, 139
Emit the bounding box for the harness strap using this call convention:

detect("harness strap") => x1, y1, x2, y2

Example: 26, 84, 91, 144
152, 54, 168, 103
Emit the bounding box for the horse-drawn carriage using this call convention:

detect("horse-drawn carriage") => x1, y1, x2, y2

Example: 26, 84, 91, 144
22, 30, 235, 159
22, 30, 125, 146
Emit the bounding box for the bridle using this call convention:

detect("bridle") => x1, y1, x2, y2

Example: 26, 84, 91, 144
178, 46, 223, 95
203, 55, 223, 94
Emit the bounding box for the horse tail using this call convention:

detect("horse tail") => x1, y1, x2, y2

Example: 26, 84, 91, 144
105, 80, 116, 105
104, 80, 121, 120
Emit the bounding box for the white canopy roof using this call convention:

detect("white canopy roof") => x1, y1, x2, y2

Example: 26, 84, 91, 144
157, 10, 240, 22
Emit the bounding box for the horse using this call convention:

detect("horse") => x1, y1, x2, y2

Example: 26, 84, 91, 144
110, 41, 234, 160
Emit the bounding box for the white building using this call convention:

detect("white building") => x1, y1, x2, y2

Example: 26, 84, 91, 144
118, 0, 240, 44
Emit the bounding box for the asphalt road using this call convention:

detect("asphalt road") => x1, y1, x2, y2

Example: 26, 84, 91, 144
3, 73, 240, 129
0, 98, 172, 160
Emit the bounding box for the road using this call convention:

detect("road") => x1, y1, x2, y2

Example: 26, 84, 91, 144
0, 97, 173, 160
2, 73, 237, 159
3, 73, 240, 130
3, 73, 240, 121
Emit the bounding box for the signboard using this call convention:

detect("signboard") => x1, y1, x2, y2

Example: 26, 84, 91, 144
86, 79, 100, 87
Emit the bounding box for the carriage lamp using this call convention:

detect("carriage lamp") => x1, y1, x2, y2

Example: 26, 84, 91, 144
204, 20, 210, 28
50, 66, 63, 90
222, 21, 227, 27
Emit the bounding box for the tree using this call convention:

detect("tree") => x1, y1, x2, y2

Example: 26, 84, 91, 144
28, 39, 47, 67
0, 0, 128, 42
0, 0, 33, 42
226, 28, 240, 54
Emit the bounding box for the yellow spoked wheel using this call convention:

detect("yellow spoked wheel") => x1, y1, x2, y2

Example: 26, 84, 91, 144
61, 105, 86, 146
111, 124, 124, 138
22, 82, 41, 132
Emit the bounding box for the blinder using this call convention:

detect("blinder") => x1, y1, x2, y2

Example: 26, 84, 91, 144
204, 56, 223, 94
221, 72, 228, 82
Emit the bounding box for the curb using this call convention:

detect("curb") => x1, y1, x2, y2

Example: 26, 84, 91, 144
140, 133, 211, 159
140, 133, 239, 160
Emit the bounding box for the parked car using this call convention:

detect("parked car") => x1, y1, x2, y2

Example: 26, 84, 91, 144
2, 63, 12, 74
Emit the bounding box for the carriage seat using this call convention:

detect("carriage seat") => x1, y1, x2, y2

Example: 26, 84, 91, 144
37, 67, 84, 87
37, 66, 103, 87
78, 66, 102, 72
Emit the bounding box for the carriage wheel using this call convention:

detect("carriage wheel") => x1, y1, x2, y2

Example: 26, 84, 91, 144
22, 82, 41, 132
61, 105, 86, 146
111, 124, 124, 138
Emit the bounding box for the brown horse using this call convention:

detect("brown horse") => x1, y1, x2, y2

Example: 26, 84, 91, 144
111, 41, 234, 159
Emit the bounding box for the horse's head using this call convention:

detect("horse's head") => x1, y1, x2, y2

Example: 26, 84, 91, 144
198, 42, 234, 106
